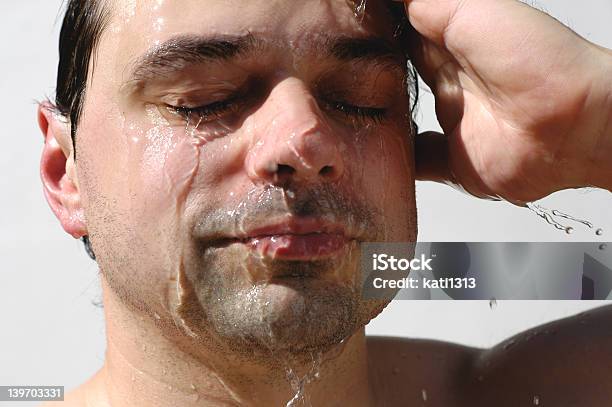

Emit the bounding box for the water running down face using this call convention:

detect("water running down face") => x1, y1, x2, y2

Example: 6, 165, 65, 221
77, 0, 417, 360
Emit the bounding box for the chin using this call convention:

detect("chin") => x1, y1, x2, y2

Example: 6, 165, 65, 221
177, 244, 384, 358
203, 278, 365, 356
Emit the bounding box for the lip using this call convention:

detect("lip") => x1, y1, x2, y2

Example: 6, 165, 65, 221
232, 217, 351, 260
248, 233, 349, 260
245, 217, 347, 237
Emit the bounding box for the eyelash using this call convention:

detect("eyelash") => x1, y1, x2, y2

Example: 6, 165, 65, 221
168, 98, 239, 124
323, 100, 388, 124
167, 96, 387, 126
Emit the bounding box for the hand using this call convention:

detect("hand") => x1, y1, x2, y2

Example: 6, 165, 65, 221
401, 0, 612, 203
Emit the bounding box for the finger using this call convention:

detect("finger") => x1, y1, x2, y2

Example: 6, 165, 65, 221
414, 131, 453, 183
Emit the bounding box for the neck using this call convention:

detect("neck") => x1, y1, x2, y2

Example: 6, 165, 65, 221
91, 277, 373, 407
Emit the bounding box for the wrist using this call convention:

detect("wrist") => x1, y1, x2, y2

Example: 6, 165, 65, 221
585, 45, 612, 191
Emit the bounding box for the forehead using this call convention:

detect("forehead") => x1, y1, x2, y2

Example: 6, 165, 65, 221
100, 0, 398, 75
111, 0, 394, 37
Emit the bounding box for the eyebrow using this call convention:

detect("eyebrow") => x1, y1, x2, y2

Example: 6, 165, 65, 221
329, 36, 401, 61
126, 34, 260, 84
124, 33, 404, 89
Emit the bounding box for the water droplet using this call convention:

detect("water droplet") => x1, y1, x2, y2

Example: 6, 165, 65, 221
599, 243, 607, 251
527, 203, 594, 234
533, 395, 540, 405
489, 298, 497, 309
552, 209, 593, 228
353, 0, 367, 21
503, 339, 516, 350
91, 298, 104, 308
421, 389, 428, 402
595, 228, 604, 236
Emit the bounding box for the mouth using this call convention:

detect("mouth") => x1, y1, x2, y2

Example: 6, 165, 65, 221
210, 217, 353, 261
248, 233, 349, 260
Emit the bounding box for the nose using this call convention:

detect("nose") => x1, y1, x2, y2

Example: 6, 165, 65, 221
245, 78, 344, 186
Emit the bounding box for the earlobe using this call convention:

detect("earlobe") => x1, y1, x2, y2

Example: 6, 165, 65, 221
38, 103, 88, 239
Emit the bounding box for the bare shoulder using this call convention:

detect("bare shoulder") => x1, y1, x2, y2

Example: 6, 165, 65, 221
368, 304, 612, 407
367, 335, 480, 406
467, 304, 612, 406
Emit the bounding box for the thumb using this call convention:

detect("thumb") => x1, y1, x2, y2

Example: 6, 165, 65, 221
402, 0, 464, 45
415, 131, 507, 202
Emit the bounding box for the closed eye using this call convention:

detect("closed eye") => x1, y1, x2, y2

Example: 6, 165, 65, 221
167, 96, 241, 125
322, 99, 388, 124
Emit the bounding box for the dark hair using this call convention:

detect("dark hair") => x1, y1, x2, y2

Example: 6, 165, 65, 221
55, 0, 109, 156
54, 1, 417, 261
387, 2, 420, 127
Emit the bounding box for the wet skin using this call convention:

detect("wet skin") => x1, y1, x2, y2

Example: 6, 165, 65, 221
404, 0, 612, 203
369, 304, 612, 407
41, 0, 416, 405
38, 0, 612, 405
46, 303, 612, 406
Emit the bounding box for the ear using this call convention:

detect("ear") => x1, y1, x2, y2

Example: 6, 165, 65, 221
38, 102, 88, 238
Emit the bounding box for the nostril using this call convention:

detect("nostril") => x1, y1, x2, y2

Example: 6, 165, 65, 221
319, 165, 334, 177
276, 164, 295, 177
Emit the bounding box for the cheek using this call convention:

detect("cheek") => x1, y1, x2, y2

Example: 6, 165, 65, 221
348, 126, 415, 239
349, 126, 413, 194
78, 105, 209, 314
128, 106, 201, 217
78, 106, 192, 217
79, 104, 204, 261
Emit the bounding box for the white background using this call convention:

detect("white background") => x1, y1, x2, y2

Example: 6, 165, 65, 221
0, 0, 611, 395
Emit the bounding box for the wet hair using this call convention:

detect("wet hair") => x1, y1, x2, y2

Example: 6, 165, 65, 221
386, 2, 420, 126
53, 1, 417, 261
55, 0, 110, 156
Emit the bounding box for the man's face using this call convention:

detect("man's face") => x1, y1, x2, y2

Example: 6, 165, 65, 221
77, 0, 416, 357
